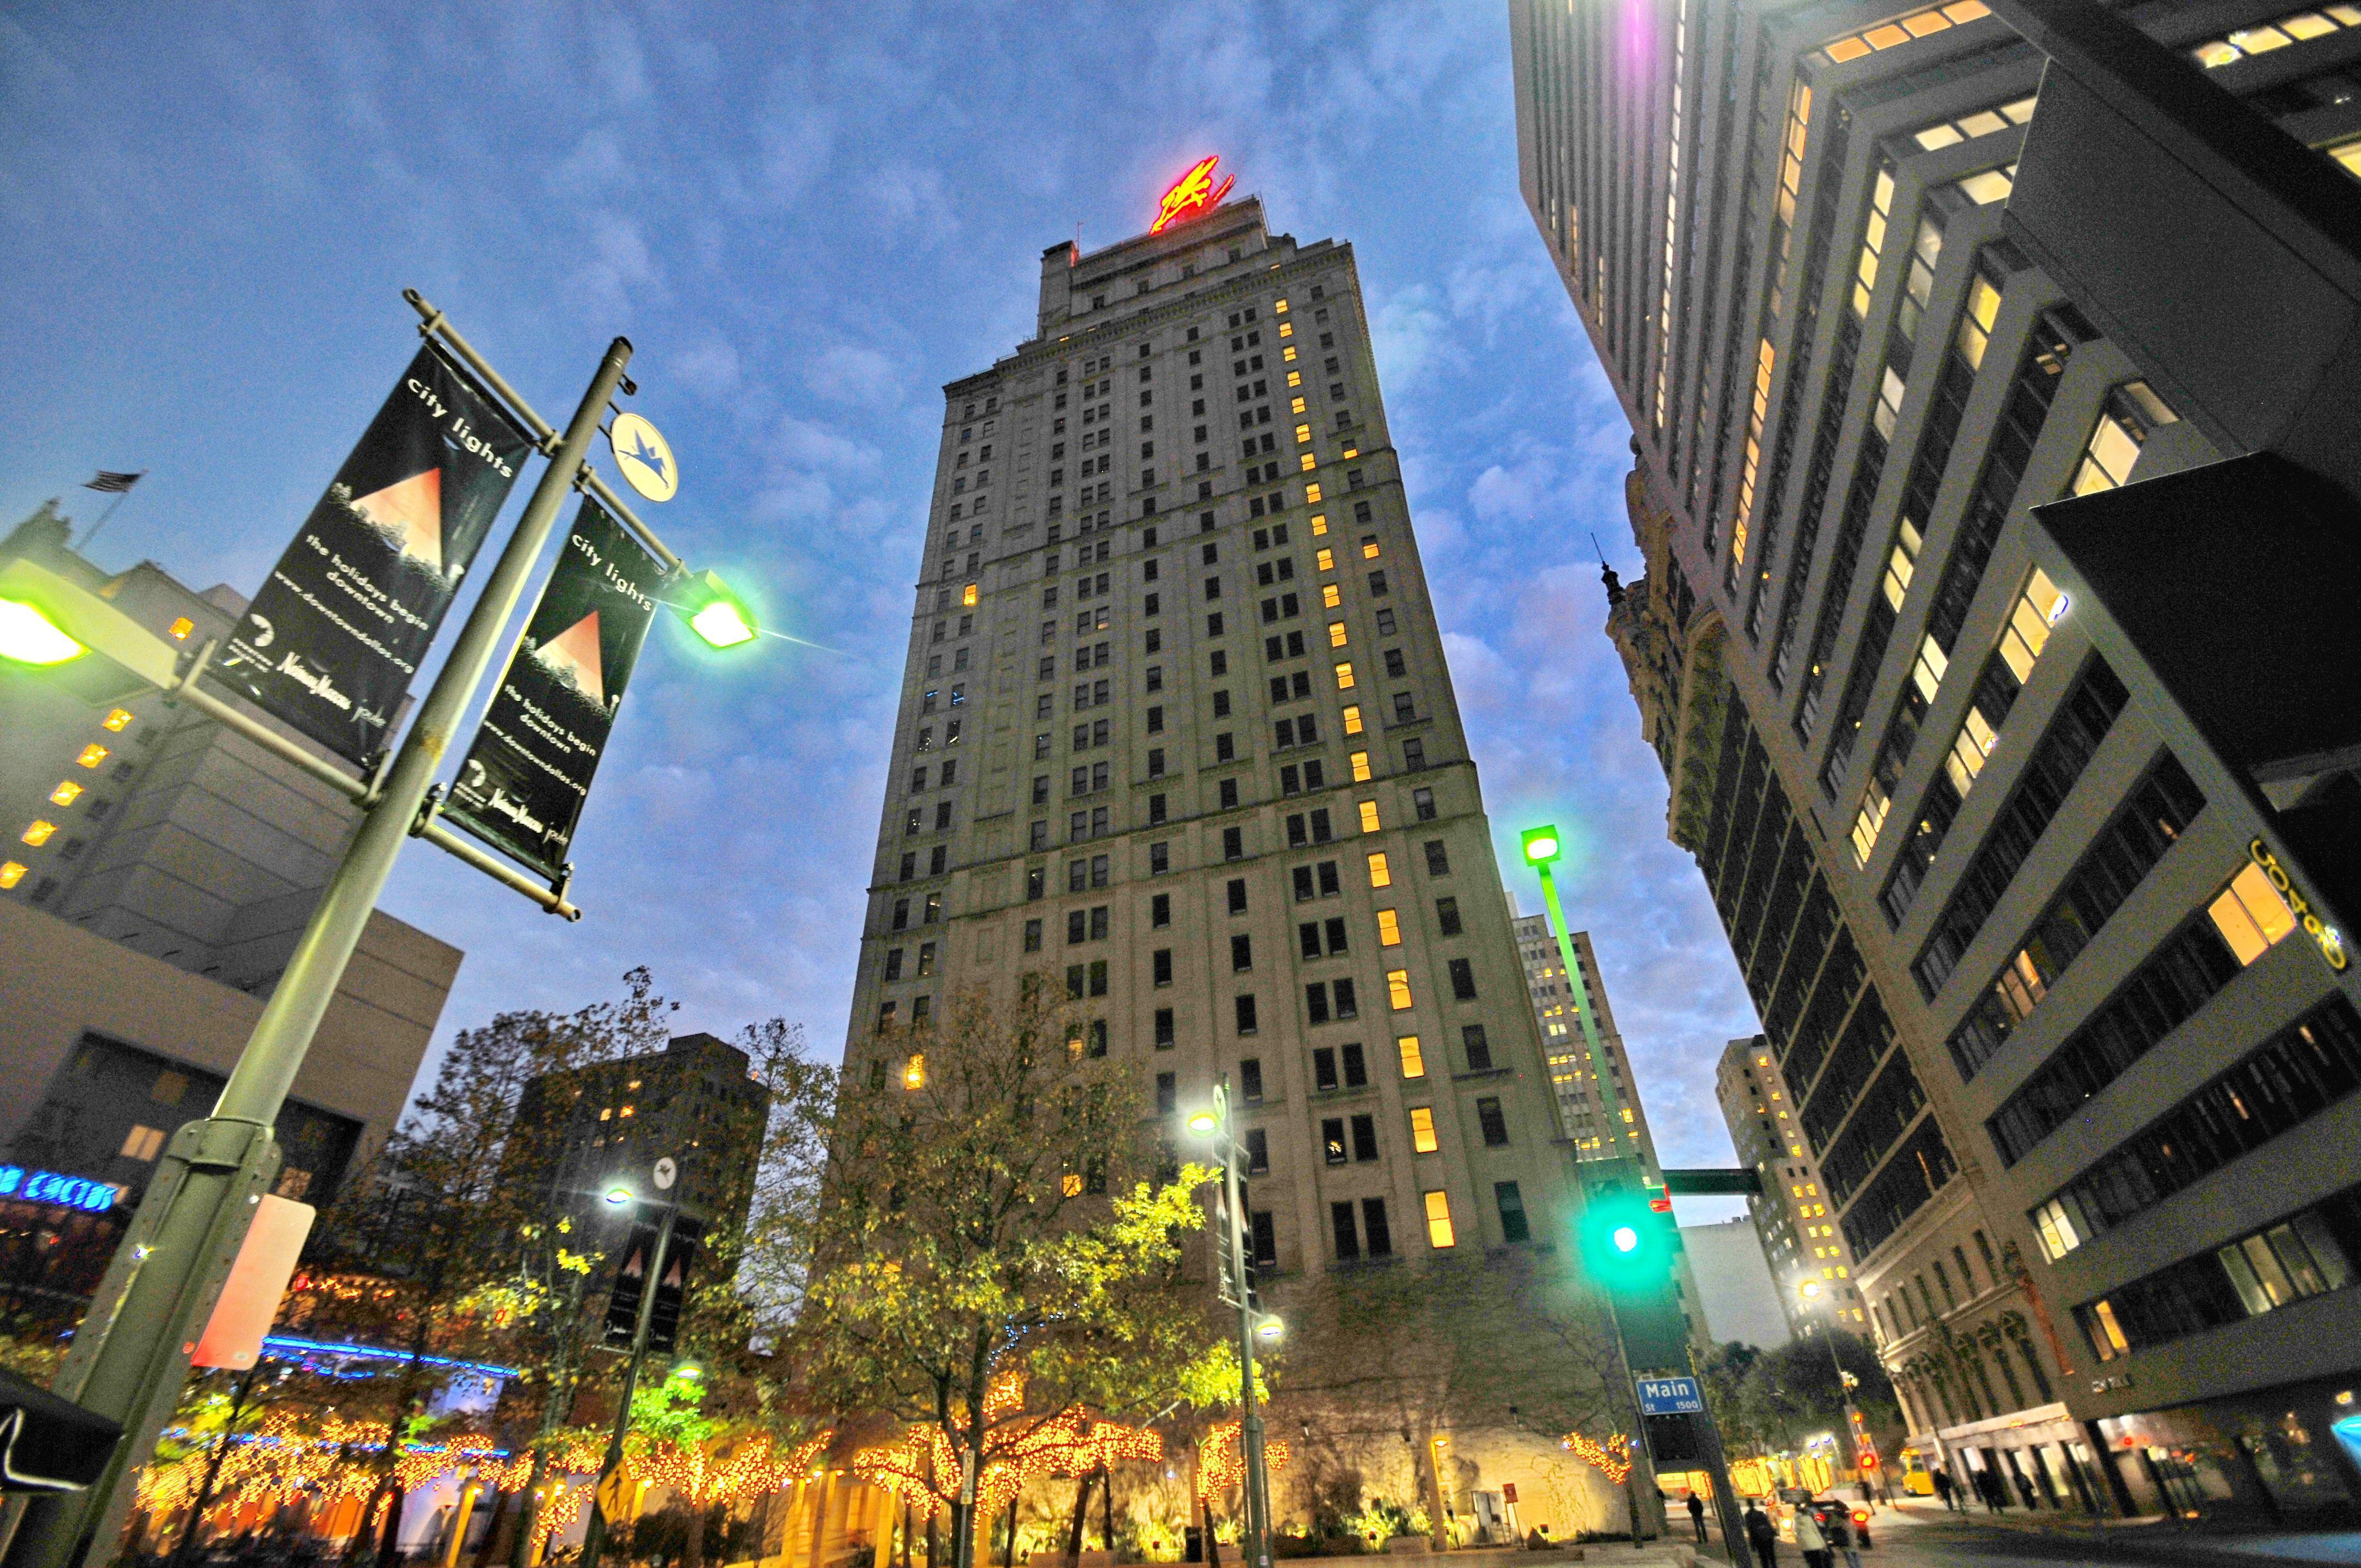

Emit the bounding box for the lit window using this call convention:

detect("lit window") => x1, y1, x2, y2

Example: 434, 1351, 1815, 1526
2033, 1197, 2083, 1261
1361, 536, 1381, 559
1275, 298, 1290, 314
48, 782, 82, 807
1283, 346, 1298, 362
1387, 968, 1413, 1009
1292, 397, 1307, 415
1367, 852, 1391, 889
963, 582, 978, 607
1410, 1107, 1439, 1153
102, 708, 134, 732
0, 861, 25, 889
1315, 548, 1336, 571
1396, 1035, 1426, 1078
1329, 622, 1349, 648
2070, 382, 2178, 494
1299, 453, 1316, 472
21, 820, 57, 847
119, 1125, 166, 1161
1308, 513, 1326, 535
1358, 801, 1381, 834
1323, 584, 1342, 609
1289, 371, 1305, 389
76, 745, 107, 769
1342, 705, 1363, 734
1423, 1190, 1456, 1248
1304, 482, 1321, 502
1294, 423, 1312, 445
1996, 568, 2069, 682
2208, 863, 2297, 964
1062, 1172, 1085, 1197
1350, 751, 1372, 782
2090, 1299, 2130, 1359
1334, 661, 1355, 690
1376, 908, 1402, 945
1955, 274, 2004, 369
167, 617, 193, 641
904, 1053, 927, 1090
1813, 0, 1991, 66
1955, 165, 2016, 205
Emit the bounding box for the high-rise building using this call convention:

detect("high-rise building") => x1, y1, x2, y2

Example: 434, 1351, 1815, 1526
1, 502, 460, 1308
1715, 1035, 1861, 1337
1679, 1215, 1794, 1349
1510, 913, 1662, 1161
1515, 0, 2361, 1522
835, 182, 1635, 1534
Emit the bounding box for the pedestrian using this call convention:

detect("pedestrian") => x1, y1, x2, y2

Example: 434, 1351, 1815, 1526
1932, 1468, 1956, 1512
1979, 1468, 2004, 1512
1793, 1504, 1829, 1568
1744, 1501, 1778, 1568
1824, 1507, 1861, 1568
1857, 1478, 1875, 1512
2014, 1469, 2039, 1512
1686, 1493, 1707, 1544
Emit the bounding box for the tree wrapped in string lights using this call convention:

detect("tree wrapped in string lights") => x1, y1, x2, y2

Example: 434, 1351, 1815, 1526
1559, 1430, 1633, 1488
850, 1374, 1162, 1522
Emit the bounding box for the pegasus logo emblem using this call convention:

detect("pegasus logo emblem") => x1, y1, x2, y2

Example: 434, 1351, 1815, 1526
1151, 156, 1236, 236
624, 430, 667, 482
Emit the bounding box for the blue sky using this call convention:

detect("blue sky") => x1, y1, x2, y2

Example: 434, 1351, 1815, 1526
1, 3, 1758, 1208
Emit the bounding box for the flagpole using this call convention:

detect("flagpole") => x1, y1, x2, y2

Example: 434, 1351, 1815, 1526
75, 472, 147, 557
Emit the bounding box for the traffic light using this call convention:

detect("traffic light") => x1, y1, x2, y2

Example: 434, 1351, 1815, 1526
646, 1218, 701, 1356
603, 1221, 659, 1347
1578, 1186, 1672, 1288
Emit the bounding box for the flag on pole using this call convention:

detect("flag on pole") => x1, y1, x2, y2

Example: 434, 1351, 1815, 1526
84, 471, 144, 493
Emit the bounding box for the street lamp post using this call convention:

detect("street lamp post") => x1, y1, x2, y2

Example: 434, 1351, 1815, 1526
579, 1165, 694, 1568
0, 299, 763, 1568
1798, 1280, 1880, 1500
1186, 1081, 1280, 1568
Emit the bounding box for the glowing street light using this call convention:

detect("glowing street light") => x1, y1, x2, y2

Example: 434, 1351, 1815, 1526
0, 596, 87, 665
604, 1184, 635, 1207
678, 569, 758, 649
1520, 825, 1563, 865
1185, 1108, 1221, 1137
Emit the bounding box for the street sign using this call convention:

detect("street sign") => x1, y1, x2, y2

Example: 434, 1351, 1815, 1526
652, 1156, 677, 1191
609, 412, 678, 502
1636, 1376, 1705, 1416
595, 1466, 631, 1522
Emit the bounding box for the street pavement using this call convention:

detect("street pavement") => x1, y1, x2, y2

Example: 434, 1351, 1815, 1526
1679, 1498, 2361, 1568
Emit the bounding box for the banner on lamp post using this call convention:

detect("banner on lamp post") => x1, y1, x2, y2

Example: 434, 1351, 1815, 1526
212, 344, 533, 764
443, 497, 662, 878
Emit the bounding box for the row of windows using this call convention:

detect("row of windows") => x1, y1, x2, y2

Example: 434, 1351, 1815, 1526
2079, 1181, 2360, 1364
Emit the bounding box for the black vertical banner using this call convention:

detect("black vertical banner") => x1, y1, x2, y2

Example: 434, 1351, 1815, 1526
444, 498, 662, 878
211, 344, 533, 763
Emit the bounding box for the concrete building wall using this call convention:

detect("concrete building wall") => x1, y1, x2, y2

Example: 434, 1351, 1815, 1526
1715, 1035, 1862, 1337
1514, 0, 2361, 1520
1680, 1216, 1792, 1349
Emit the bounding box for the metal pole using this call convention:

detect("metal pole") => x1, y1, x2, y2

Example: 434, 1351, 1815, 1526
1221, 1091, 1271, 1568
581, 1199, 677, 1568
12, 336, 635, 1568
1536, 862, 1650, 1181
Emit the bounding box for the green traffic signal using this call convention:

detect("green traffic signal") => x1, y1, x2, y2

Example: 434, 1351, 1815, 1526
1579, 1187, 1669, 1288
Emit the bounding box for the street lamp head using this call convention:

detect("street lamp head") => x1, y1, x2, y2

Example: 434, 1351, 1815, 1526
1798, 1278, 1824, 1300
1255, 1314, 1285, 1343
1520, 824, 1562, 866
669, 1360, 704, 1382
678, 569, 758, 649
1185, 1108, 1221, 1137
603, 1184, 635, 1207
0, 598, 87, 666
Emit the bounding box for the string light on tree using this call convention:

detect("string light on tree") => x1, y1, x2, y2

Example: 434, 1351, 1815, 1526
1558, 1431, 1634, 1488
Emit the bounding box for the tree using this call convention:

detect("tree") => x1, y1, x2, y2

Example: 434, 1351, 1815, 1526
306, 967, 676, 1564
1726, 1331, 1903, 1462
804, 981, 1228, 1568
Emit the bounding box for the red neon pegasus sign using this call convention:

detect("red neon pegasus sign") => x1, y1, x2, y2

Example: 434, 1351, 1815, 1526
1151, 156, 1236, 235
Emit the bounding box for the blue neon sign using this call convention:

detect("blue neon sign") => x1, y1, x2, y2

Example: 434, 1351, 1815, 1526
0, 1165, 118, 1213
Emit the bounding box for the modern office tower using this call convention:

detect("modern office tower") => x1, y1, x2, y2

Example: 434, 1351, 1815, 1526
1, 502, 460, 1309
1516, 0, 2361, 1522
1510, 913, 1662, 1161
836, 186, 1628, 1534
1679, 1215, 1795, 1348
1715, 1035, 1864, 1337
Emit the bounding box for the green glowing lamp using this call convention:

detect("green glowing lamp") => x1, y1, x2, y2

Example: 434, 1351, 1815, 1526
1578, 1186, 1670, 1288
678, 569, 758, 649
1186, 1108, 1221, 1137
1521, 824, 1563, 866
0, 598, 87, 665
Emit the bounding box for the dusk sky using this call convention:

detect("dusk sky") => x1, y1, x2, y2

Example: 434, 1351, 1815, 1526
1, 4, 1759, 1216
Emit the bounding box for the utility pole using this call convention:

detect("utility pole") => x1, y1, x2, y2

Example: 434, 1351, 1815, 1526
9, 334, 638, 1568
1187, 1081, 1276, 1568
578, 1196, 681, 1568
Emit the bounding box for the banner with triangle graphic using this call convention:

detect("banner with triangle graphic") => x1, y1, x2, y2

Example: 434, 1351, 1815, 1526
211, 342, 534, 763
444, 497, 663, 879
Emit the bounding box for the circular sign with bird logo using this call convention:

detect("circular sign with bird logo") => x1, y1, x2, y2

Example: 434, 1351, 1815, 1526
609, 411, 678, 503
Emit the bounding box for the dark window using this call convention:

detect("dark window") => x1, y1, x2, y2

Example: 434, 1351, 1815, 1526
1232, 933, 1254, 972
1341, 1041, 1368, 1087
1022, 921, 1041, 954
1476, 1097, 1509, 1146
1326, 916, 1349, 954
1350, 1113, 1379, 1162
1227, 878, 1249, 914
1413, 786, 1435, 820
1154, 949, 1173, 986
1223, 826, 1244, 861
1244, 1128, 1270, 1175
1313, 1048, 1339, 1091
1448, 959, 1477, 1000
1152, 892, 1171, 927
1331, 1199, 1361, 1256
1435, 897, 1462, 937
1156, 1072, 1178, 1114
1250, 1209, 1277, 1266
1495, 1181, 1531, 1244
1240, 1057, 1264, 1102
1155, 1007, 1176, 1048
1462, 1025, 1493, 1072
1424, 840, 1450, 875
1334, 977, 1359, 1019
1150, 841, 1169, 875
1305, 983, 1331, 1025
1361, 1197, 1393, 1256
1236, 994, 1259, 1034
1220, 778, 1241, 809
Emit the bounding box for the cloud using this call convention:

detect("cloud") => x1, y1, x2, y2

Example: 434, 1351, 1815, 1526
1369, 284, 1454, 393
667, 336, 742, 401
804, 344, 900, 407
